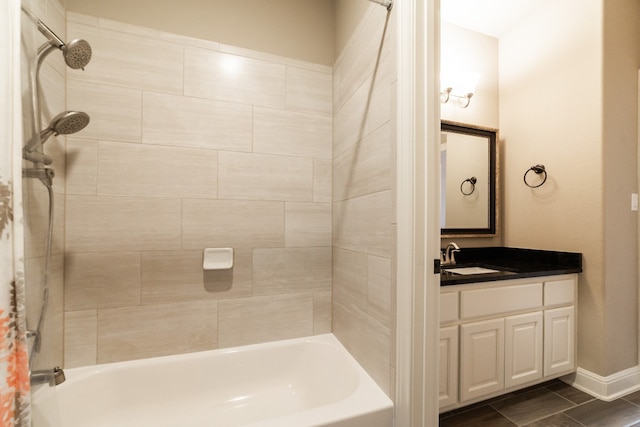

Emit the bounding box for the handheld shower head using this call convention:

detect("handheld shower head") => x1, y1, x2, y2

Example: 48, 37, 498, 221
24, 111, 90, 155
41, 111, 91, 141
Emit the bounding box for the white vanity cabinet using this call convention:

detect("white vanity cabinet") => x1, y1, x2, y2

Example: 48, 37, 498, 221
439, 274, 577, 412
439, 292, 459, 408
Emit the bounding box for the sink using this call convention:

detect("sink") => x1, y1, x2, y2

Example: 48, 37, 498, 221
442, 266, 501, 275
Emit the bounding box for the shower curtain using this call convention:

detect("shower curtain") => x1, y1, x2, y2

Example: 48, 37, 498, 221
0, 0, 31, 426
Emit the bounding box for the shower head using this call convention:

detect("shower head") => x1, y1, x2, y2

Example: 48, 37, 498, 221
36, 20, 92, 70
61, 39, 92, 70
42, 111, 91, 139
24, 111, 90, 154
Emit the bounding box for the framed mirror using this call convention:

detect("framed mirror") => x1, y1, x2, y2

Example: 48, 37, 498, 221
440, 121, 498, 237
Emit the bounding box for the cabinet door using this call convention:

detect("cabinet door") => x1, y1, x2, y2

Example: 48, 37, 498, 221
439, 326, 459, 409
505, 312, 543, 388
460, 318, 504, 402
544, 306, 575, 376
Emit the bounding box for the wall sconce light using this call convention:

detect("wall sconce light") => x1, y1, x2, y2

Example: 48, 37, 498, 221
440, 72, 480, 108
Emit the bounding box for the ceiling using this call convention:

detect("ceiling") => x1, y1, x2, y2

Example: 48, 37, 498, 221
440, 0, 548, 38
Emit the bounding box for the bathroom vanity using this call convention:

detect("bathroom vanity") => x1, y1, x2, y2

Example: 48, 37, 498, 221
438, 247, 582, 412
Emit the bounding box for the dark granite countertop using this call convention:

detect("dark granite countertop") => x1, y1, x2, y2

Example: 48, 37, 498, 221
440, 247, 582, 286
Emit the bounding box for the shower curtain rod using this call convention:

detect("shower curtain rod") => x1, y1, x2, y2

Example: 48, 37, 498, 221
368, 0, 393, 11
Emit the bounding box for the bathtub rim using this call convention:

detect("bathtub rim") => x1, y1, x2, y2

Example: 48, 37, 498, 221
53, 333, 394, 427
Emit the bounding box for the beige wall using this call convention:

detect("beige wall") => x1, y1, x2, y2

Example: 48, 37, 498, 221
332, 4, 396, 396
63, 13, 333, 366
440, 23, 501, 247
602, 0, 640, 374
63, 0, 335, 66
500, 0, 640, 376
440, 23, 499, 129
20, 0, 66, 372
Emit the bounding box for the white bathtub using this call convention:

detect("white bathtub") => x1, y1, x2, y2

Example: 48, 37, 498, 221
52, 334, 393, 427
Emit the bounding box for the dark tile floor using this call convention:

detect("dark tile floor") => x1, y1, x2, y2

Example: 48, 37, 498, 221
439, 380, 640, 426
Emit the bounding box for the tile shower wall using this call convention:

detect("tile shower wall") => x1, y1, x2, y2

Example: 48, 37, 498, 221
63, 13, 333, 367
21, 0, 67, 372
332, 7, 396, 396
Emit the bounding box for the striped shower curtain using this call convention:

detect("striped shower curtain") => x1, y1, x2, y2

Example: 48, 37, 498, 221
0, 0, 31, 426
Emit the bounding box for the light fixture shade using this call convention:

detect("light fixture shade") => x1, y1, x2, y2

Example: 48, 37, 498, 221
439, 70, 480, 108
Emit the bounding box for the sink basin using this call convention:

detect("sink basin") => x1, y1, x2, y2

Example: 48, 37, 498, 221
443, 266, 500, 275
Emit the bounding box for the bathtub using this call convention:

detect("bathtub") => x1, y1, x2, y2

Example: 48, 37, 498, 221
51, 334, 394, 427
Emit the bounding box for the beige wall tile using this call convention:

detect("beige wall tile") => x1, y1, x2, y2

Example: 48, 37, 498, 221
52, 193, 65, 256
285, 202, 331, 247
34, 313, 63, 371
350, 304, 391, 395
65, 252, 141, 311
334, 9, 394, 111
333, 77, 370, 157
333, 122, 391, 202
64, 310, 97, 368
97, 301, 218, 363
67, 23, 184, 93
66, 138, 98, 195
182, 199, 284, 249
22, 182, 49, 258
218, 151, 313, 201
141, 249, 252, 304
333, 247, 368, 312
46, 254, 65, 319
97, 16, 222, 51
333, 191, 392, 258
23, 258, 42, 330
39, 53, 65, 107
332, 301, 391, 394
313, 159, 332, 203
253, 107, 332, 159
142, 92, 252, 152
66, 195, 182, 252
184, 47, 285, 108
218, 294, 313, 348
253, 248, 331, 295
364, 52, 394, 135
66, 11, 98, 26
97, 140, 218, 198
368, 255, 391, 327
67, 80, 142, 142
286, 66, 332, 116
313, 291, 332, 334
219, 44, 332, 74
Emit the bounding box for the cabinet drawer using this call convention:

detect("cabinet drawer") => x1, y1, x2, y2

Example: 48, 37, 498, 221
461, 283, 543, 319
441, 292, 459, 323
544, 279, 575, 306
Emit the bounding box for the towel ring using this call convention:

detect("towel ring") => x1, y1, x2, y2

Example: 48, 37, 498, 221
460, 176, 477, 195
524, 164, 547, 188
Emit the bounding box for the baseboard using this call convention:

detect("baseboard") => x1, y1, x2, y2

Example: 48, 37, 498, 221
562, 366, 640, 401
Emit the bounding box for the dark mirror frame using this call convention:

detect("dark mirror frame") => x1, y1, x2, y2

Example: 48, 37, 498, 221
441, 121, 498, 237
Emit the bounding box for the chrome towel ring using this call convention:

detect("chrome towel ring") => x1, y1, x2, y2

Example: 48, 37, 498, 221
524, 164, 547, 188
460, 177, 477, 195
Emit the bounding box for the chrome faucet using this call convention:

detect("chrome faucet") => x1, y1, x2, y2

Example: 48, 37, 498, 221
442, 242, 461, 266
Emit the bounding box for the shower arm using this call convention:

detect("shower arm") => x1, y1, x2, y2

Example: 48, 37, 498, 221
37, 20, 65, 49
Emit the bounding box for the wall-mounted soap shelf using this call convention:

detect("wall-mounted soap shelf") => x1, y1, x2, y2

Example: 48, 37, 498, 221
203, 248, 233, 270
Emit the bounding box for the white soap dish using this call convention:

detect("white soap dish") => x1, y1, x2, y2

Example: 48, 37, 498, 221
203, 248, 233, 270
